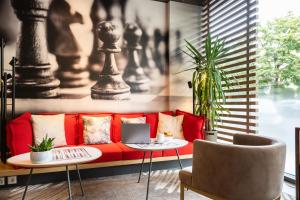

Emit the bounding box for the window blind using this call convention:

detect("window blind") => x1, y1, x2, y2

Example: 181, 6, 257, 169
201, 0, 258, 142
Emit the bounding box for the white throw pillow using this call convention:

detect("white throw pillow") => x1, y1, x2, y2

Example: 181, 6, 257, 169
31, 114, 67, 147
121, 117, 146, 124
157, 113, 184, 139
82, 116, 112, 144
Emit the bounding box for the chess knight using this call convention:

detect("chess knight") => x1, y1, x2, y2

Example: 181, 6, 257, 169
91, 21, 130, 100
11, 0, 60, 98
48, 0, 90, 88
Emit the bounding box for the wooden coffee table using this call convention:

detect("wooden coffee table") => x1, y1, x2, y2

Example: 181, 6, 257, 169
7, 146, 101, 200
125, 139, 188, 200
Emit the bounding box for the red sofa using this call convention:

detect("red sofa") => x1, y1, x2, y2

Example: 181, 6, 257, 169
6, 110, 205, 164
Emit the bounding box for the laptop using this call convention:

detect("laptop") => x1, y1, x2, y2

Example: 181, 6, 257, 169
122, 124, 151, 144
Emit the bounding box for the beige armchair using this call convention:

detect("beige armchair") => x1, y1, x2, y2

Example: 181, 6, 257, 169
179, 134, 286, 200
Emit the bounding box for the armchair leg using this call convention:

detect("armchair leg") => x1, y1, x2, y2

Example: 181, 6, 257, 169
180, 183, 184, 200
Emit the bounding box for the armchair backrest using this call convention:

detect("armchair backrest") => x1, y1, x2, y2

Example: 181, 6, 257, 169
192, 134, 286, 200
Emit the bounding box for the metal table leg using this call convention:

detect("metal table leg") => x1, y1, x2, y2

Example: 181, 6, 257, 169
146, 151, 153, 200
66, 165, 72, 200
138, 151, 146, 183
22, 168, 33, 200
76, 164, 84, 196
175, 149, 183, 169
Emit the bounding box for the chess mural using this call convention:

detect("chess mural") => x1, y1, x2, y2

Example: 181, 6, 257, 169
1, 0, 199, 113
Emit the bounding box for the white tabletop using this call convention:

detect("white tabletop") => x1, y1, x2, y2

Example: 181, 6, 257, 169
7, 146, 102, 168
125, 139, 188, 151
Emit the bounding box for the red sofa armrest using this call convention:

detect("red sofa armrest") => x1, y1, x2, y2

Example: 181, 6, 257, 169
6, 112, 33, 156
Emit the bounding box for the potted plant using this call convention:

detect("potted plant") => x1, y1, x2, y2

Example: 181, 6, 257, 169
29, 135, 55, 163
180, 34, 231, 141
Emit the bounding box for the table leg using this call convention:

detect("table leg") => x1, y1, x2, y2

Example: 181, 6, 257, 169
175, 148, 183, 169
66, 165, 72, 200
22, 168, 33, 200
76, 164, 84, 196
146, 151, 153, 200
138, 151, 146, 183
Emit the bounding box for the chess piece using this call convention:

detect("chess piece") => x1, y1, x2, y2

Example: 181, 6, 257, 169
154, 28, 167, 74
123, 23, 150, 92
175, 30, 183, 64
88, 0, 107, 80
91, 21, 130, 100
48, 0, 90, 88
140, 27, 160, 79
11, 0, 60, 98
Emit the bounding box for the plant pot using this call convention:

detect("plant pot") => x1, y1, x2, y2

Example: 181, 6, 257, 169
205, 130, 217, 142
30, 150, 53, 164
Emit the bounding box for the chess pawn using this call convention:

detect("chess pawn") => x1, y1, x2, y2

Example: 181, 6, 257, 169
140, 27, 160, 79
48, 0, 90, 88
154, 28, 167, 74
88, 0, 107, 80
11, 0, 60, 98
123, 23, 150, 92
91, 21, 130, 100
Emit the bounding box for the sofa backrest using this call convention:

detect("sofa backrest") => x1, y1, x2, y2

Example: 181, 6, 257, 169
6, 110, 205, 156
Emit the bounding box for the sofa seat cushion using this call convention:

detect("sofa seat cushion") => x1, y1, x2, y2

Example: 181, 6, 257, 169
162, 142, 193, 157
81, 143, 123, 162
6, 112, 33, 156
179, 167, 192, 186
116, 143, 162, 160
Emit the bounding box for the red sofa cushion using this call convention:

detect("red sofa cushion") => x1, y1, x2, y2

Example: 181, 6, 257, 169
116, 143, 162, 160
6, 112, 33, 156
145, 111, 174, 138
162, 142, 193, 157
78, 113, 113, 144
82, 143, 123, 162
112, 113, 144, 143
176, 110, 205, 142
37, 113, 79, 145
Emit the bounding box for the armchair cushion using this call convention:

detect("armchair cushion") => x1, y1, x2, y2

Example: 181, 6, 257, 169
179, 167, 192, 186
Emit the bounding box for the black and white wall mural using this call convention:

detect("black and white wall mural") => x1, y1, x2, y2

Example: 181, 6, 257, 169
0, 0, 200, 113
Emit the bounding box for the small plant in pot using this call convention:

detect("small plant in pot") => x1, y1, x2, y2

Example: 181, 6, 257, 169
29, 135, 55, 164
179, 34, 232, 142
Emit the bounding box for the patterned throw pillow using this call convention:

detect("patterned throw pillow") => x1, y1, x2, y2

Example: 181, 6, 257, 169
82, 116, 112, 144
157, 112, 184, 139
121, 117, 146, 124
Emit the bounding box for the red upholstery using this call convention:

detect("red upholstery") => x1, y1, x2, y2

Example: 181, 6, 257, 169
145, 111, 173, 138
82, 143, 123, 162
116, 143, 162, 160
7, 111, 201, 164
6, 112, 33, 156
112, 113, 144, 143
162, 142, 193, 157
78, 113, 113, 144
176, 110, 205, 142
64, 114, 79, 145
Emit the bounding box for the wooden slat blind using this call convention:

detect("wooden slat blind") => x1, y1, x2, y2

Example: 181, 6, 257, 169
201, 0, 258, 142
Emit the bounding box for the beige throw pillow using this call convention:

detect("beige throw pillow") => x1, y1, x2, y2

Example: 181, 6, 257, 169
157, 113, 184, 139
31, 114, 66, 147
82, 116, 112, 144
121, 117, 146, 124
